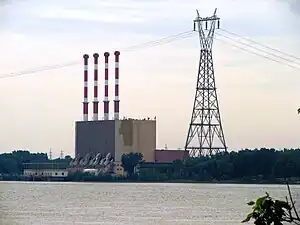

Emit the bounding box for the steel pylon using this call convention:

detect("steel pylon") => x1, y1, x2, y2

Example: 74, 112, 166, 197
184, 9, 227, 157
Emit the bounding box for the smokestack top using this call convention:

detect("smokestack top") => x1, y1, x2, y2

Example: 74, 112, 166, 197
83, 54, 89, 59
114, 51, 120, 56
104, 52, 110, 57
93, 53, 99, 58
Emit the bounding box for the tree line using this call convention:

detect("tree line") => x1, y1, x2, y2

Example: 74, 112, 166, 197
123, 148, 300, 182
1, 148, 300, 183
0, 150, 71, 175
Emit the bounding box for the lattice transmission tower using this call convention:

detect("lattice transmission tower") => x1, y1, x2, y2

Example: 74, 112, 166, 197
184, 9, 227, 157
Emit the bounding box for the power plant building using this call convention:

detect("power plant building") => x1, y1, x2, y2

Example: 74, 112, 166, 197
73, 51, 157, 175
75, 118, 156, 163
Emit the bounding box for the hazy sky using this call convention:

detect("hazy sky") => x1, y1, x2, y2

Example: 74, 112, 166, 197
0, 0, 300, 157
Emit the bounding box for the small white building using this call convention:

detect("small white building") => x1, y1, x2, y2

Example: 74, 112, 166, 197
23, 163, 68, 179
82, 168, 98, 175
114, 161, 125, 176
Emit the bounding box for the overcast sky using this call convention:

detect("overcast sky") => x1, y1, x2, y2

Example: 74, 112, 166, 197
0, 0, 299, 157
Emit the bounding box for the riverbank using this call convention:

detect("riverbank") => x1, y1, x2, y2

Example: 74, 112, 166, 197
1, 174, 299, 185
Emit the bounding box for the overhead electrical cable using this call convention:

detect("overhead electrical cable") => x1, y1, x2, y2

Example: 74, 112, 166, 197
0, 61, 81, 79
216, 31, 300, 66
1, 28, 300, 79
219, 28, 300, 61
0, 30, 196, 79
121, 30, 196, 51
214, 36, 300, 70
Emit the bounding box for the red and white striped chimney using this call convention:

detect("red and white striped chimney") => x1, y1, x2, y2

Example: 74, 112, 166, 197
114, 51, 120, 120
83, 54, 89, 121
93, 53, 99, 121
104, 52, 110, 120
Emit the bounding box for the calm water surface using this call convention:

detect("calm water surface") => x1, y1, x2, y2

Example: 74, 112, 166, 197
0, 181, 300, 225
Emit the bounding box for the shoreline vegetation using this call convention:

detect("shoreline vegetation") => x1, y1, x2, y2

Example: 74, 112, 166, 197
1, 148, 300, 185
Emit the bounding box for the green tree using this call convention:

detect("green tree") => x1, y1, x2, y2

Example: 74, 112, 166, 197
64, 155, 72, 162
121, 152, 143, 177
0, 150, 49, 175
242, 183, 300, 225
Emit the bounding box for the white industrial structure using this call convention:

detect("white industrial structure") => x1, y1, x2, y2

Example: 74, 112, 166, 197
23, 163, 68, 180
69, 152, 115, 174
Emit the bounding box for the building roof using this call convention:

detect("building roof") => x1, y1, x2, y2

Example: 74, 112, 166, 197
154, 149, 189, 163
76, 118, 156, 123
138, 162, 173, 168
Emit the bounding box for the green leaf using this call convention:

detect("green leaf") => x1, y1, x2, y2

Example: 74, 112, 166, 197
275, 200, 291, 210
256, 195, 269, 206
247, 201, 255, 206
242, 212, 253, 223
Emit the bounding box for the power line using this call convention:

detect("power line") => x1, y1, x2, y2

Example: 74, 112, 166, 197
0, 61, 80, 79
214, 36, 300, 70
121, 31, 195, 51
216, 31, 300, 67
215, 36, 300, 70
219, 28, 300, 61
0, 30, 196, 79
1, 27, 299, 79
123, 32, 196, 51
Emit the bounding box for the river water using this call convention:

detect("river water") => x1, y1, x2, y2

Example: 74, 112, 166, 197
0, 182, 299, 225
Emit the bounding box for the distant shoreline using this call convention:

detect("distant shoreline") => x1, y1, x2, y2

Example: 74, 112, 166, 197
1, 175, 299, 185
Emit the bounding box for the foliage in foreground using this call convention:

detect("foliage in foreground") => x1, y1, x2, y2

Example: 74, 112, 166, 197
243, 183, 300, 225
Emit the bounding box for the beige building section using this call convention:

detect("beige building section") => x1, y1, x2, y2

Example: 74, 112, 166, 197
114, 119, 156, 163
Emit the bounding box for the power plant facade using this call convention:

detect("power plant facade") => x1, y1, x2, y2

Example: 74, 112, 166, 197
73, 51, 157, 175
75, 119, 156, 163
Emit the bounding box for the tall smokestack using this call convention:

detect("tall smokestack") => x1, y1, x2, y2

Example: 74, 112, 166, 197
83, 54, 89, 121
104, 52, 110, 120
93, 53, 99, 121
114, 51, 120, 120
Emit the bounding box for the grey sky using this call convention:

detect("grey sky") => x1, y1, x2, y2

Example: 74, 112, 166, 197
280, 0, 300, 15
0, 0, 299, 157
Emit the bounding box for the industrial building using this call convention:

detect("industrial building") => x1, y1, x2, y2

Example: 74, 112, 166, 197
154, 149, 189, 163
75, 118, 156, 163
72, 51, 158, 175
72, 50, 189, 176
68, 152, 114, 174
23, 163, 68, 180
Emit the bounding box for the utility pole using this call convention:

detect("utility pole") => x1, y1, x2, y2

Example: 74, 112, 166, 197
184, 8, 227, 157
49, 148, 52, 160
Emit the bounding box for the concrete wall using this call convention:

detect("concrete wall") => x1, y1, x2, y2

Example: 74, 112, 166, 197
115, 119, 156, 162
133, 120, 156, 162
114, 120, 131, 162
75, 120, 115, 157
75, 119, 156, 164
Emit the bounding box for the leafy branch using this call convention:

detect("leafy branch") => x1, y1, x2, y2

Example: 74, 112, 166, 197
242, 183, 300, 225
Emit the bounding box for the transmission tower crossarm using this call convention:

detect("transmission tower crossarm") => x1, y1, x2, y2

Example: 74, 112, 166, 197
194, 8, 219, 22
